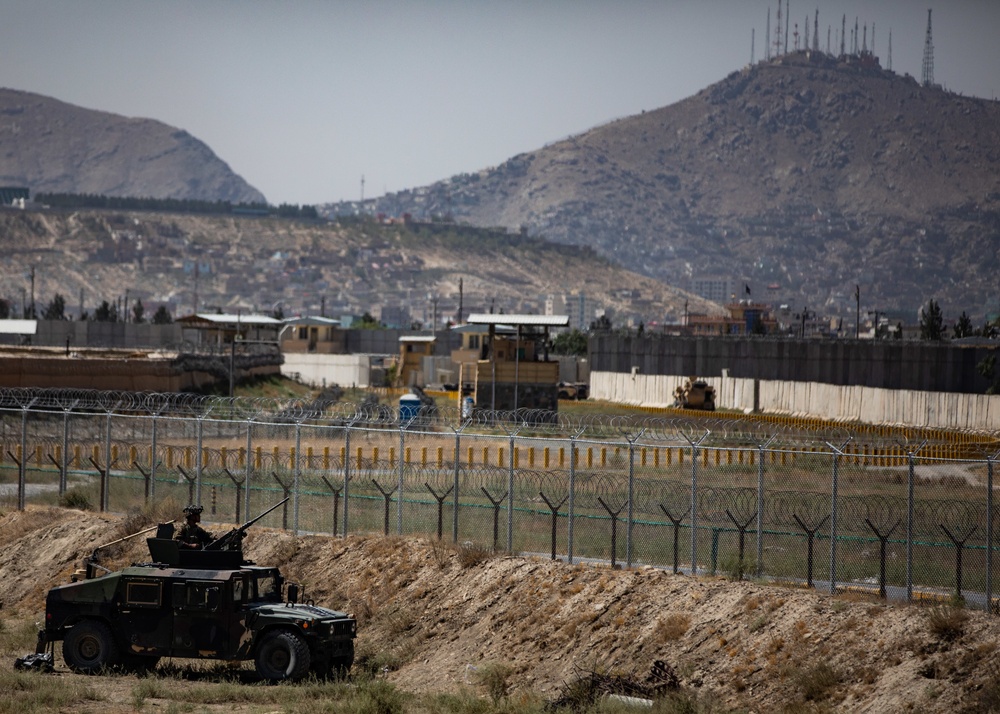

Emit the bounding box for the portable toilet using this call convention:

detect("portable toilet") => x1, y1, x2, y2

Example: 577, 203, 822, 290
399, 393, 421, 422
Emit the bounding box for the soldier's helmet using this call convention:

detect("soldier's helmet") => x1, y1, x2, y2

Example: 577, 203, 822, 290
183, 505, 203, 517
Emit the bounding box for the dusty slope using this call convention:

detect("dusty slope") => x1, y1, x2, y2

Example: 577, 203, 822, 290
0, 209, 720, 322
2, 506, 1000, 712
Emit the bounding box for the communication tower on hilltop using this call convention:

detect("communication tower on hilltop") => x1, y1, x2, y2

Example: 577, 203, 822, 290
921, 9, 935, 87
773, 1, 783, 57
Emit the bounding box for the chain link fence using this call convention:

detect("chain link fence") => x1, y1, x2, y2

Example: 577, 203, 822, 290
1, 387, 997, 612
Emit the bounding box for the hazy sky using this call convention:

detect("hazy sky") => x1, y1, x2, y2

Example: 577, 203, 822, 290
3, 1, 998, 206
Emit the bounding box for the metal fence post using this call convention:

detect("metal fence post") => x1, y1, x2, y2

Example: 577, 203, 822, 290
901, 440, 925, 602
626, 435, 641, 568
756, 443, 765, 577
568, 434, 578, 564
397, 426, 405, 535
18, 407, 28, 511
907, 450, 917, 603
244, 419, 253, 517
293, 421, 302, 535
103, 410, 113, 512
195, 416, 204, 506
988, 456, 995, 614
148, 412, 157, 502
452, 428, 461, 543
507, 432, 515, 553
690, 442, 699, 575
61, 409, 70, 496
829, 447, 840, 594
342, 420, 353, 536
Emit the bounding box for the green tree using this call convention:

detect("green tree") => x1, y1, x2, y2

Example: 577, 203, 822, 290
953, 311, 974, 339
151, 305, 173, 325
919, 299, 945, 341
551, 329, 588, 356
42, 294, 67, 320
977, 354, 1000, 395
92, 300, 118, 322
358, 311, 381, 329
132, 299, 146, 324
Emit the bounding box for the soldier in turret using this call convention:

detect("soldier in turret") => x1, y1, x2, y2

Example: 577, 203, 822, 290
176, 505, 214, 550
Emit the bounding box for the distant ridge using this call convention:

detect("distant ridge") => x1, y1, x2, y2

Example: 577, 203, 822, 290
332, 52, 1000, 321
0, 88, 265, 203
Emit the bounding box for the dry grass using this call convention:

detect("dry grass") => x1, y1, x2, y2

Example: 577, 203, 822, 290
925, 603, 969, 643
655, 613, 692, 642
456, 541, 496, 568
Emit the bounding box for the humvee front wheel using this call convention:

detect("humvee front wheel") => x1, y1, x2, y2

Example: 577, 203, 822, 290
63, 620, 120, 674
255, 630, 310, 682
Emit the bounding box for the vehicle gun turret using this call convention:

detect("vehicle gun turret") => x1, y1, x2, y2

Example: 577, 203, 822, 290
205, 497, 289, 551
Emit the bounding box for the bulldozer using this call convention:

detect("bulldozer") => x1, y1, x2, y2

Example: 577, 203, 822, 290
673, 377, 716, 411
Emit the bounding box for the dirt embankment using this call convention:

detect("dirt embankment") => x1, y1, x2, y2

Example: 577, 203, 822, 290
2, 506, 999, 712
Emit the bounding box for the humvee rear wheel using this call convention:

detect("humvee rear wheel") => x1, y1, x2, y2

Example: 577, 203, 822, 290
63, 620, 120, 674
255, 630, 310, 682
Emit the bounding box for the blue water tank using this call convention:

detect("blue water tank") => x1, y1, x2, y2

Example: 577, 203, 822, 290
399, 393, 421, 422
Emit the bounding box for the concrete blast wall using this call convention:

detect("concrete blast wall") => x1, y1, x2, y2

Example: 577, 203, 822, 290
281, 353, 375, 388
591, 371, 1000, 431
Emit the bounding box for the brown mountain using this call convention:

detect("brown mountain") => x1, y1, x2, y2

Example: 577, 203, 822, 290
0, 88, 265, 203
336, 52, 1000, 322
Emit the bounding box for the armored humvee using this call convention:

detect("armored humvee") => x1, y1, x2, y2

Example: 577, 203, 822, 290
37, 504, 356, 683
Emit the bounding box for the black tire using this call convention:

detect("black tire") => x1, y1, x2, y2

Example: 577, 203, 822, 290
255, 630, 311, 683
63, 620, 120, 674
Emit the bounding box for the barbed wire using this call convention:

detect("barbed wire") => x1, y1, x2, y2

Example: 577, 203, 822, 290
1, 387, 996, 450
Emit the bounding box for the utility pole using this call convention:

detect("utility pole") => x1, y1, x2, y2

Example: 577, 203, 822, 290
868, 310, 882, 339
854, 285, 860, 339
29, 266, 35, 318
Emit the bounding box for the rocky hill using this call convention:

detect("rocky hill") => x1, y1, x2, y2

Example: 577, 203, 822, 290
0, 209, 718, 325
330, 52, 1000, 322
0, 88, 265, 203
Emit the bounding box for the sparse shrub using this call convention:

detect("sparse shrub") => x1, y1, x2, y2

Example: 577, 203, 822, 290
926, 603, 968, 643
428, 538, 451, 569
748, 614, 769, 633
795, 662, 841, 701
474, 662, 514, 704
59, 487, 91, 510
719, 555, 756, 582
652, 690, 717, 713
118, 508, 152, 539
655, 613, 691, 642
456, 541, 494, 569
352, 679, 405, 714
353, 642, 407, 678
967, 661, 1000, 713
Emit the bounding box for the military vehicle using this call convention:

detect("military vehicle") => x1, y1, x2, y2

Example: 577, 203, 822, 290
33, 499, 356, 682
673, 377, 716, 411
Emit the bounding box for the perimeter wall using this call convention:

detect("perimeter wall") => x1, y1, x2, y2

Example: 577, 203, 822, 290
590, 371, 1000, 431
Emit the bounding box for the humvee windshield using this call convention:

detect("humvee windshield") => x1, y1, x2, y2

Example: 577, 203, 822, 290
251, 572, 281, 602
